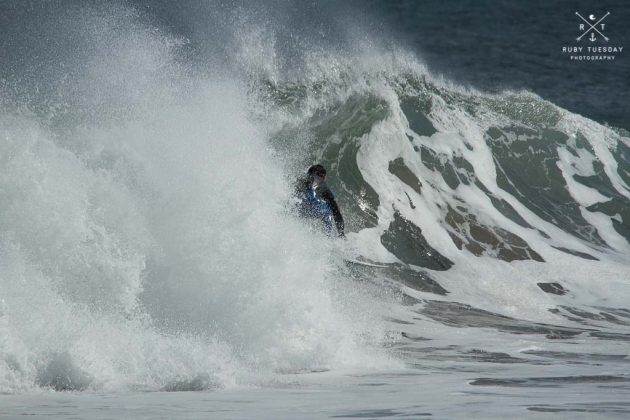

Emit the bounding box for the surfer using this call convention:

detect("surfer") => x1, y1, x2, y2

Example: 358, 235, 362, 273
294, 164, 345, 238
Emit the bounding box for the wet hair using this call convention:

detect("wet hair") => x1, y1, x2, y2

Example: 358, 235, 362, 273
307, 164, 327, 178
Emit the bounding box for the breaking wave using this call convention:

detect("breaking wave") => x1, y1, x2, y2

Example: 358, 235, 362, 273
1, 1, 629, 393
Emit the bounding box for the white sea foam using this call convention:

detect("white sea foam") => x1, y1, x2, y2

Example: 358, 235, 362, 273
2, 1, 630, 404
0, 5, 397, 393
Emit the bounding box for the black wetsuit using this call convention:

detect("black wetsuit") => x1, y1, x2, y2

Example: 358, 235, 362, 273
295, 174, 345, 237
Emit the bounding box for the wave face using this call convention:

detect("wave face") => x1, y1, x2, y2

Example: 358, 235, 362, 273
1, 1, 630, 395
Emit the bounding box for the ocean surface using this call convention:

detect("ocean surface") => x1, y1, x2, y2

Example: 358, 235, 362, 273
1, 1, 629, 418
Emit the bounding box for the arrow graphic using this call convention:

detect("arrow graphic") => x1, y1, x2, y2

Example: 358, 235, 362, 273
576, 11, 610, 42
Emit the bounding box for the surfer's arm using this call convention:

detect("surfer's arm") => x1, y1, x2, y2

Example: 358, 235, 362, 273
321, 189, 345, 237
330, 199, 345, 238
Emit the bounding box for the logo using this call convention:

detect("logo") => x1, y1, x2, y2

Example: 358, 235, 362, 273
561, 11, 623, 61
575, 12, 609, 42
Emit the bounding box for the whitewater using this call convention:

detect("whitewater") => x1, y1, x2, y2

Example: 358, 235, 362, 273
1, 1, 629, 418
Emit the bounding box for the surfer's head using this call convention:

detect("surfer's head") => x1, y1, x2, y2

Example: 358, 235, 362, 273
307, 164, 327, 179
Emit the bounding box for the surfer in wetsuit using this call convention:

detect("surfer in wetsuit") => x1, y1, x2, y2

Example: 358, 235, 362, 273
294, 164, 345, 238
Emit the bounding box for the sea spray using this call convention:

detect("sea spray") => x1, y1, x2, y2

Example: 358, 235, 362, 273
0, 2, 394, 393
1, 0, 629, 397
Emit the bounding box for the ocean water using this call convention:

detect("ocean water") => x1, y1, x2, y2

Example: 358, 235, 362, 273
1, 1, 629, 418
370, 0, 630, 132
